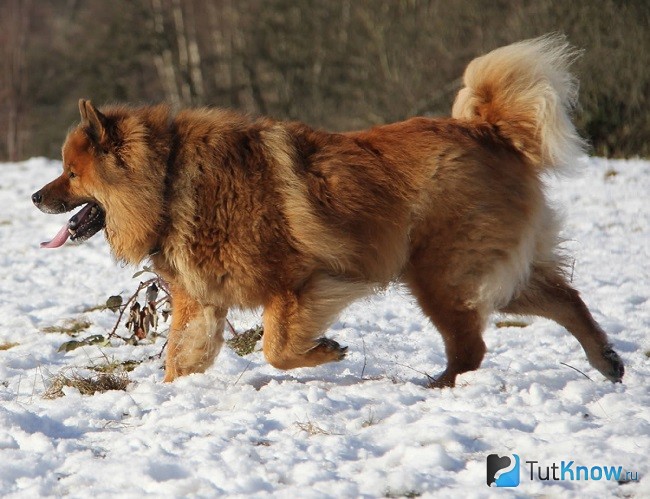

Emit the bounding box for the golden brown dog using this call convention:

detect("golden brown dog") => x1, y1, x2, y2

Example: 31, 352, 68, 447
33, 35, 624, 386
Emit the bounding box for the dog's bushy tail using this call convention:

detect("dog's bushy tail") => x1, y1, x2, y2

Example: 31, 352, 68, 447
452, 34, 586, 172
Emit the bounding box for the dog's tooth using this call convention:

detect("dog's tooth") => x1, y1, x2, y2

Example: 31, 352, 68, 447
90, 205, 97, 216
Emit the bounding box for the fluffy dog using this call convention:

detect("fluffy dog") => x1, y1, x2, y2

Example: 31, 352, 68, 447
33, 35, 624, 386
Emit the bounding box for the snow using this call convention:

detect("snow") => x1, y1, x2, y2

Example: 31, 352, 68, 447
0, 156, 648, 498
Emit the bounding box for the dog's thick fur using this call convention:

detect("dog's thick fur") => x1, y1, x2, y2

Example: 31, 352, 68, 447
34, 35, 624, 386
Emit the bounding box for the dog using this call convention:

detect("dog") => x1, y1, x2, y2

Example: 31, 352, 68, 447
33, 35, 624, 386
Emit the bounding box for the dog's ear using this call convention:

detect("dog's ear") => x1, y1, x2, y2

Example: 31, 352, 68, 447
78, 99, 109, 147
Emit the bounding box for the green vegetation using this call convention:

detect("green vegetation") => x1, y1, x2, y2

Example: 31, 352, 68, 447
495, 320, 529, 329
227, 325, 264, 357
88, 358, 142, 373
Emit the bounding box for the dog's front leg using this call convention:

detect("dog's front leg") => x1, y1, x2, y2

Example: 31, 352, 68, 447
164, 286, 227, 382
262, 273, 370, 370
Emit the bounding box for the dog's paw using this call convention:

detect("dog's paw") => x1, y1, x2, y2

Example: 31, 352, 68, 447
427, 369, 456, 389
313, 337, 348, 361
590, 344, 624, 383
601, 345, 624, 383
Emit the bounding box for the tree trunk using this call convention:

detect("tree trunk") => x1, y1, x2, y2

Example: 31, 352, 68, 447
4, 0, 32, 161
151, 0, 182, 109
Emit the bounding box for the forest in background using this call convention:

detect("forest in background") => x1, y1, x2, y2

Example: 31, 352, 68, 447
1, 0, 648, 161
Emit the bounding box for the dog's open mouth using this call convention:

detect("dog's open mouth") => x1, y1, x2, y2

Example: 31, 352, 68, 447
40, 203, 106, 248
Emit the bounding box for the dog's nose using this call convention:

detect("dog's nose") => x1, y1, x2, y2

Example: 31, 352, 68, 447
32, 191, 42, 205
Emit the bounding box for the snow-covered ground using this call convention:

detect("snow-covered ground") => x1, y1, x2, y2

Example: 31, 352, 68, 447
0, 157, 648, 498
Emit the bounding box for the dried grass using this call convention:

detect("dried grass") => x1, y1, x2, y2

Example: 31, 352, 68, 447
44, 370, 130, 399
42, 319, 91, 336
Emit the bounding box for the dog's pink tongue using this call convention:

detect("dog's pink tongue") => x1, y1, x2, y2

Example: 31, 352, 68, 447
40, 225, 70, 248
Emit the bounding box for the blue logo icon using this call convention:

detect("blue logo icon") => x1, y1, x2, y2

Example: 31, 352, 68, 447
487, 454, 520, 487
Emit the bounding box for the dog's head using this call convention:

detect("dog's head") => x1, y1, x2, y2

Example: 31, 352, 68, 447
33, 99, 168, 262
32, 100, 113, 247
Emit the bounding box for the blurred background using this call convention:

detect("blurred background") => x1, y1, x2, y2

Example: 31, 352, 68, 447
1, 0, 648, 161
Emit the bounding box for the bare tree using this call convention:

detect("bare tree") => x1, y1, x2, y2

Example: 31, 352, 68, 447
151, 0, 183, 109
1, 0, 33, 161
184, 0, 205, 103
1, 0, 648, 160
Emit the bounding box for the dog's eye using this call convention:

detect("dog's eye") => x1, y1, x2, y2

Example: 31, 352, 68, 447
68, 171, 76, 179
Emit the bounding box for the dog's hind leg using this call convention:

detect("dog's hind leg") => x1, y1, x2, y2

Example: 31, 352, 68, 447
164, 287, 227, 382
408, 281, 486, 388
262, 273, 370, 370
500, 265, 624, 382
404, 268, 488, 388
